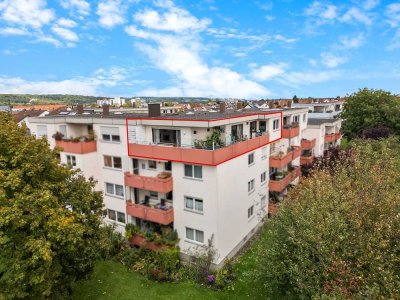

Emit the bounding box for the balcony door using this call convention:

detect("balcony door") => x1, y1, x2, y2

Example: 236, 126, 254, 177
231, 124, 243, 142
250, 121, 257, 138
132, 158, 139, 175
152, 129, 181, 146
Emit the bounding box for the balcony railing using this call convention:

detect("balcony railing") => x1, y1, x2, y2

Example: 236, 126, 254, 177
124, 172, 173, 193
126, 201, 174, 225
55, 139, 97, 154
269, 166, 301, 193
282, 124, 300, 138
301, 138, 316, 149
270, 146, 301, 168
324, 132, 342, 143
300, 155, 314, 166
128, 132, 270, 166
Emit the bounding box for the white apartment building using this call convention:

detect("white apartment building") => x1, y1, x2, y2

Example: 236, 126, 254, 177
28, 104, 316, 266
292, 101, 343, 119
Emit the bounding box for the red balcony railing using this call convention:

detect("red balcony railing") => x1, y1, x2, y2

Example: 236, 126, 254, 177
324, 133, 342, 143
126, 201, 174, 225
128, 133, 269, 166
124, 172, 173, 193
55, 139, 97, 154
269, 166, 301, 193
270, 146, 301, 168
282, 125, 300, 139
301, 138, 316, 149
300, 155, 314, 166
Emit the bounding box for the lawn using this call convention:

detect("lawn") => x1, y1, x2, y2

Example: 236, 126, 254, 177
72, 229, 269, 300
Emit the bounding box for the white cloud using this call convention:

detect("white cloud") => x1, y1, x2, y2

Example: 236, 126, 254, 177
305, 2, 338, 22
320, 52, 347, 68
125, 2, 269, 98
134, 4, 210, 33
60, 0, 90, 17
274, 34, 296, 43
322, 5, 338, 19
52, 26, 79, 43
251, 63, 288, 81
233, 52, 247, 57
57, 18, 78, 28
0, 27, 29, 36
385, 3, 400, 27
0, 66, 129, 95
35, 34, 62, 47
278, 70, 341, 87
0, 0, 55, 29
340, 7, 372, 26
97, 0, 125, 28
339, 33, 364, 49
387, 28, 400, 50
363, 0, 379, 10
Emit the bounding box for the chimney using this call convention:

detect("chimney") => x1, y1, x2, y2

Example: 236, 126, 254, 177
77, 104, 83, 114
219, 102, 226, 113
102, 104, 110, 116
287, 100, 292, 108
236, 101, 242, 110
148, 103, 161, 117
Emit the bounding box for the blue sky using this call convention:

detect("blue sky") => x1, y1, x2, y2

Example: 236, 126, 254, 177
0, 0, 399, 99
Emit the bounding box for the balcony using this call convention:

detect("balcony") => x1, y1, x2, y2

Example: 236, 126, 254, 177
301, 138, 316, 149
269, 166, 301, 193
126, 201, 174, 225
55, 139, 97, 154
324, 132, 342, 143
270, 146, 301, 168
300, 155, 314, 166
124, 172, 173, 193
128, 133, 270, 166
282, 124, 300, 139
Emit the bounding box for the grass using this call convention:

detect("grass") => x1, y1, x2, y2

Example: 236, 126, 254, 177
72, 228, 270, 300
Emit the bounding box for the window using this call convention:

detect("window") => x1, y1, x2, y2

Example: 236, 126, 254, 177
248, 153, 255, 165
261, 196, 267, 211
36, 125, 48, 137
248, 179, 255, 193
100, 126, 120, 142
273, 119, 280, 131
248, 205, 254, 218
148, 160, 157, 169
105, 183, 124, 197
117, 212, 126, 223
261, 146, 268, 160
261, 171, 266, 183
66, 155, 76, 167
293, 115, 299, 123
104, 156, 122, 169
303, 113, 306, 122
107, 209, 116, 221
149, 191, 158, 198
184, 164, 203, 179
185, 196, 203, 213
111, 135, 120, 142
186, 227, 204, 243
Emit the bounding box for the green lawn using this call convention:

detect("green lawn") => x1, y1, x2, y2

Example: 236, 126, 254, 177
73, 230, 269, 300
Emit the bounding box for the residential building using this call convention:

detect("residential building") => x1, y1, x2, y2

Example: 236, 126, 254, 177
27, 104, 309, 266
292, 101, 344, 119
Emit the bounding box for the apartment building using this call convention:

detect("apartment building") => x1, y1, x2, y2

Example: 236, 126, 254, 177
28, 104, 309, 266
292, 101, 343, 119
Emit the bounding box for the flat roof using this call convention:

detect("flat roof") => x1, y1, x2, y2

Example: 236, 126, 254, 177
307, 118, 340, 126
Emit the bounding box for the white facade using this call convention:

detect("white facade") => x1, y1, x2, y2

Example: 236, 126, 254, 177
292, 102, 343, 119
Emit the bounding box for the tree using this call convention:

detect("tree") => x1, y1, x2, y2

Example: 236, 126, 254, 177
293, 95, 299, 103
0, 113, 106, 298
256, 138, 400, 299
341, 88, 400, 138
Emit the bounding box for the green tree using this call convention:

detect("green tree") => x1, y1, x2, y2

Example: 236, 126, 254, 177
341, 88, 400, 138
0, 113, 105, 299
256, 138, 400, 299
293, 95, 299, 103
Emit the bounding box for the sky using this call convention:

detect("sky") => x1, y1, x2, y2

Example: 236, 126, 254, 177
0, 0, 399, 99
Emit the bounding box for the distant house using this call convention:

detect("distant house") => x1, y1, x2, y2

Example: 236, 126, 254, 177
0, 106, 11, 112
13, 109, 47, 128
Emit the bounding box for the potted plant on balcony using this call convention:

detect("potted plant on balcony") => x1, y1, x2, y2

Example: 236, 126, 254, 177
275, 171, 284, 180
125, 223, 139, 239
52, 131, 64, 141
87, 130, 96, 141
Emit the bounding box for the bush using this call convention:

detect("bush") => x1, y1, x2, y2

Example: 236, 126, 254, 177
255, 138, 400, 299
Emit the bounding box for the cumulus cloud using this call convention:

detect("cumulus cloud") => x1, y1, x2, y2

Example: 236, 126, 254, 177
51, 26, 79, 43
57, 18, 78, 28
0, 66, 129, 95
385, 3, 400, 27
125, 1, 270, 98
0, 0, 55, 29
340, 7, 372, 26
320, 52, 347, 68
0, 27, 29, 36
251, 63, 288, 81
339, 33, 364, 49
97, 0, 126, 28
60, 0, 90, 17
278, 70, 341, 87
304, 2, 338, 23
363, 0, 380, 10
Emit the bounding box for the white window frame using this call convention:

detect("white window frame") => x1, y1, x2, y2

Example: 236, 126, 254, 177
105, 182, 124, 198
248, 153, 255, 165
248, 205, 254, 219
104, 155, 122, 169
148, 160, 157, 169
184, 196, 204, 213
248, 179, 255, 193
293, 115, 299, 123
185, 227, 204, 244
66, 155, 76, 167
261, 171, 266, 183
261, 146, 268, 160
273, 119, 280, 131
184, 164, 203, 179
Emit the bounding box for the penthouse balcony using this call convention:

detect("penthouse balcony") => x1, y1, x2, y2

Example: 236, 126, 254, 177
300, 153, 314, 166
324, 132, 342, 143
269, 146, 301, 168
282, 123, 300, 139
126, 201, 174, 225
55, 139, 97, 154
301, 138, 316, 149
124, 172, 173, 193
269, 166, 301, 193
128, 132, 270, 166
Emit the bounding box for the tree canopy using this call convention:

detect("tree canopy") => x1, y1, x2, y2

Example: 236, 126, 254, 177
256, 138, 400, 299
341, 88, 400, 138
0, 113, 105, 298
